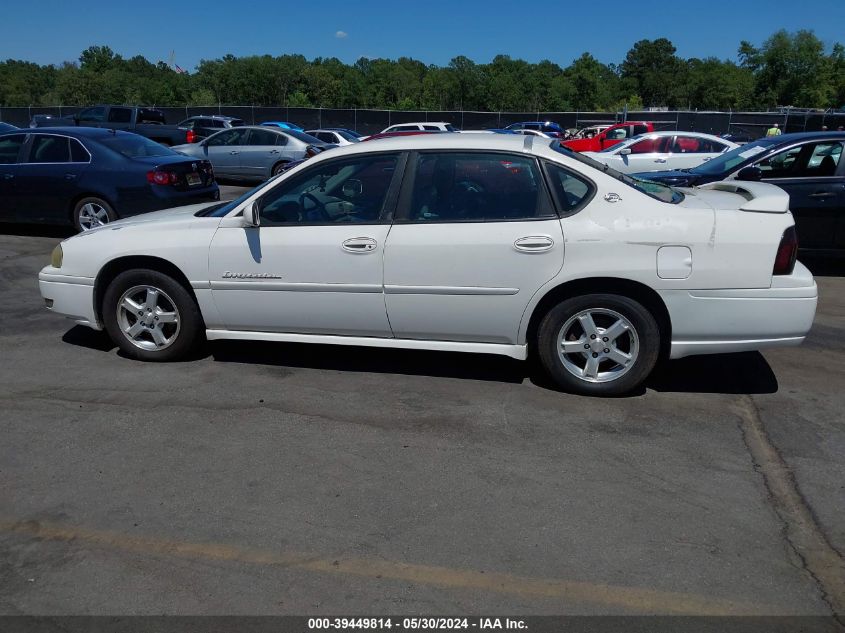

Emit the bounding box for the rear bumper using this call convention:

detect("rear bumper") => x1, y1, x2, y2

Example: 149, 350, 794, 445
38, 269, 100, 330
662, 263, 818, 359
119, 185, 219, 218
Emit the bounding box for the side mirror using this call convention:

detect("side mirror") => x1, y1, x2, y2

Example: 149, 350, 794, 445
243, 201, 260, 227
737, 166, 762, 182
619, 148, 632, 156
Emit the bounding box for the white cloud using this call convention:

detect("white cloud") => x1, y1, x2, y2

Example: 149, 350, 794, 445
335, 30, 348, 39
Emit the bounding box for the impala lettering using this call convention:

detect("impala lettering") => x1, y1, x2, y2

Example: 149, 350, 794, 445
222, 272, 282, 279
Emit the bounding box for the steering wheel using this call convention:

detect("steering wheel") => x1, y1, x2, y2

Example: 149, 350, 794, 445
299, 192, 332, 222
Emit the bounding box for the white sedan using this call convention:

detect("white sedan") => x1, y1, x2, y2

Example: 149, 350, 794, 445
583, 131, 738, 173
39, 134, 817, 396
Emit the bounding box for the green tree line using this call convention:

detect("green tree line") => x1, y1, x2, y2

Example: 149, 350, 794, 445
2, 30, 844, 111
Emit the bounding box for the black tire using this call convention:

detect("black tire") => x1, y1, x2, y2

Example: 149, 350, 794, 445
272, 161, 290, 176
102, 269, 204, 362
537, 293, 660, 396
72, 197, 116, 232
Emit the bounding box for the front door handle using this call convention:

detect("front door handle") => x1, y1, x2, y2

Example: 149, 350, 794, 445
809, 191, 836, 199
64, 173, 77, 180
342, 237, 378, 253
229, 150, 240, 155
1, 173, 13, 180
514, 235, 554, 252
269, 149, 280, 154
654, 158, 667, 163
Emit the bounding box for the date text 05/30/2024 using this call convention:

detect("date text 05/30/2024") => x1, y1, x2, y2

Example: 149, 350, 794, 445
307, 618, 528, 630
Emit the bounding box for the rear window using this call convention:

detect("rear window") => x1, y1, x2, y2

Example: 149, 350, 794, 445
283, 130, 322, 143
95, 134, 177, 158
550, 141, 683, 204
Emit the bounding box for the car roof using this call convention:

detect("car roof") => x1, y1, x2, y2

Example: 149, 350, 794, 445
759, 131, 845, 143
187, 114, 240, 120
0, 126, 138, 139
316, 131, 541, 156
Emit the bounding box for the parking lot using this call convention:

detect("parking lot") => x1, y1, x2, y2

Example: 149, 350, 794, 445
1, 181, 844, 617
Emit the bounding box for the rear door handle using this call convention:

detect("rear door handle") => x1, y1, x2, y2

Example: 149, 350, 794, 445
1, 173, 13, 180
229, 150, 240, 155
64, 173, 77, 180
342, 237, 378, 253
809, 191, 836, 199
514, 235, 554, 252
654, 158, 667, 163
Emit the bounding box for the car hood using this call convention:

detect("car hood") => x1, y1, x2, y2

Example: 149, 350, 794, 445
82, 202, 221, 235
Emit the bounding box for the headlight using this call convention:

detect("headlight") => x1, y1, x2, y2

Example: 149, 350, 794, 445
50, 244, 63, 269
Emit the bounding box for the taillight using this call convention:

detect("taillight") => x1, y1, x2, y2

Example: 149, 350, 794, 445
773, 226, 798, 275
146, 170, 179, 186
186, 129, 196, 143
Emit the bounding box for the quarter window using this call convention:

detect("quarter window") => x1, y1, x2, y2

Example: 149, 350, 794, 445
0, 134, 25, 164
544, 162, 595, 214
257, 153, 399, 226
69, 139, 90, 162
407, 152, 547, 222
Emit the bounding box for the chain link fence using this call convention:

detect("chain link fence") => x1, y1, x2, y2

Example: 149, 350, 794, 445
2, 106, 844, 137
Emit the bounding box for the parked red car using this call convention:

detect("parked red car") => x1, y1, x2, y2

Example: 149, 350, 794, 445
562, 122, 655, 152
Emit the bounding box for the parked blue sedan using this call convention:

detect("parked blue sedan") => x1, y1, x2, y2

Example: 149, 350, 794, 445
0, 127, 219, 231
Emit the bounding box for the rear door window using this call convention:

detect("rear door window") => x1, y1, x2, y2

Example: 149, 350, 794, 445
107, 108, 133, 123
406, 152, 549, 222
29, 135, 71, 163
246, 128, 280, 146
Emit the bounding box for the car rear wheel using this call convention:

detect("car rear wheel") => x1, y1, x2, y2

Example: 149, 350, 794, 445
103, 269, 203, 362
537, 294, 660, 396
73, 197, 116, 232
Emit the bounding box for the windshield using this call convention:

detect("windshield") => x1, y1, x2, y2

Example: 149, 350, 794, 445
337, 130, 360, 142
551, 141, 683, 204
689, 139, 774, 176
96, 134, 177, 158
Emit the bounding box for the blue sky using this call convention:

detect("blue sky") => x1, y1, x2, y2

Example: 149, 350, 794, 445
3, 0, 844, 70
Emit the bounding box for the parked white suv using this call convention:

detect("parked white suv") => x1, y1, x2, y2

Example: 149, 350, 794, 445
39, 134, 817, 395
381, 122, 457, 133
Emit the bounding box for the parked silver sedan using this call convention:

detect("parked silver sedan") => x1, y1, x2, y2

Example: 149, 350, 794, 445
173, 126, 333, 183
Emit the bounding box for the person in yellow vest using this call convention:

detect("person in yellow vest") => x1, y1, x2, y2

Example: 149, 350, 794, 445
766, 123, 782, 137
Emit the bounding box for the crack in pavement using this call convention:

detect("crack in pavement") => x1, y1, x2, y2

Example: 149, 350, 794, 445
735, 395, 845, 624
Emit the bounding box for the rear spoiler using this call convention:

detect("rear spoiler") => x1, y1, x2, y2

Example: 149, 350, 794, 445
696, 181, 790, 213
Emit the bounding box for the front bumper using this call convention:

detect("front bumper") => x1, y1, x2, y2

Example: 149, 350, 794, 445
38, 268, 100, 330
662, 262, 818, 359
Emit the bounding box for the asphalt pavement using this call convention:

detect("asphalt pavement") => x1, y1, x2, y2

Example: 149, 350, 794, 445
0, 212, 843, 618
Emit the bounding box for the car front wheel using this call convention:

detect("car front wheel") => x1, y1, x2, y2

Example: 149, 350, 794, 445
102, 269, 203, 361
537, 294, 660, 396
